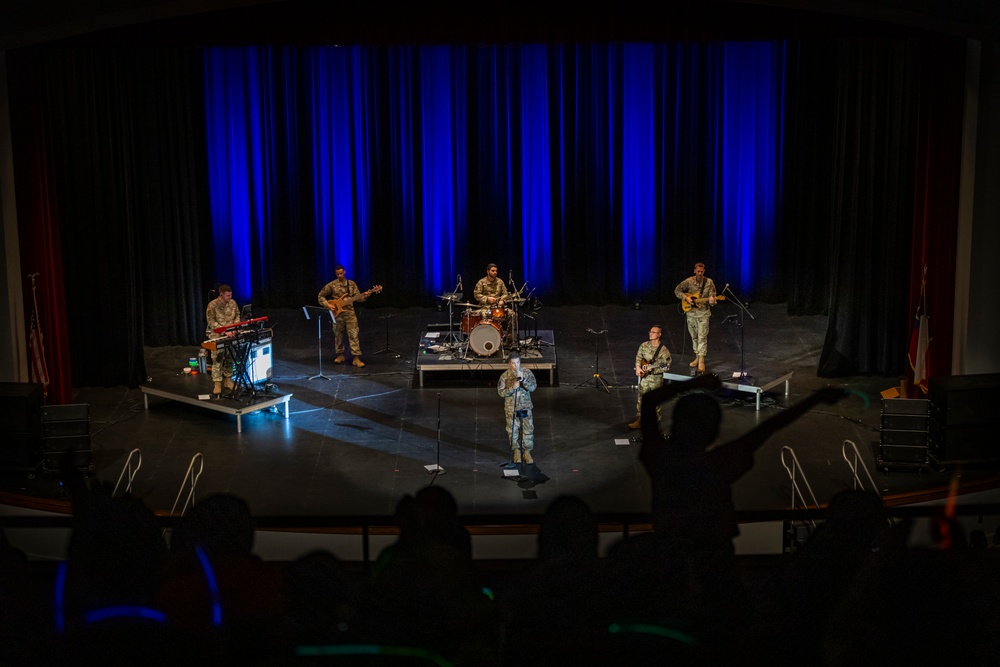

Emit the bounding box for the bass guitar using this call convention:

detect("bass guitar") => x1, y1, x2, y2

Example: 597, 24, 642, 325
680, 293, 726, 313
325, 285, 383, 317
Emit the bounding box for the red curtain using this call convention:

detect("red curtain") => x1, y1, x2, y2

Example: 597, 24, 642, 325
907, 41, 964, 396
11, 54, 73, 405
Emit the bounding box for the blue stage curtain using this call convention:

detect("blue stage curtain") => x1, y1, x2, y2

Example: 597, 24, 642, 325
202, 42, 786, 306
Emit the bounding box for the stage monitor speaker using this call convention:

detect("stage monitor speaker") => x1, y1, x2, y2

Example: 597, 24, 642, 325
929, 373, 1000, 427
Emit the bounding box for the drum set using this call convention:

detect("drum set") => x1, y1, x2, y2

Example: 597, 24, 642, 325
438, 292, 528, 358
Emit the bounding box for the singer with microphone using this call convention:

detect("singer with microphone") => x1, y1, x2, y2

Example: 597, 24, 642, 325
474, 262, 508, 315
498, 353, 537, 464
674, 262, 719, 374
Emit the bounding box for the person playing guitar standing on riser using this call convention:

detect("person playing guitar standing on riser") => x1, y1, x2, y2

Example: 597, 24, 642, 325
318, 265, 381, 368
628, 324, 672, 430
675, 262, 721, 374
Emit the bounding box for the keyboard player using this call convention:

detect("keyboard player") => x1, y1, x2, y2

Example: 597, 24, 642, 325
205, 284, 241, 396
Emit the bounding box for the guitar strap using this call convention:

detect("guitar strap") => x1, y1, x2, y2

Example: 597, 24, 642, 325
652, 342, 664, 364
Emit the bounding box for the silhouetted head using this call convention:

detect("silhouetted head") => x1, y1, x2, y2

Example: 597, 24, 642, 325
538, 495, 598, 561
670, 392, 721, 448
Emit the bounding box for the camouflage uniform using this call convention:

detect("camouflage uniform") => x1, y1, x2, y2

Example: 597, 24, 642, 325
474, 276, 508, 317
205, 296, 241, 383
635, 339, 672, 420
675, 275, 718, 358
498, 367, 537, 454
318, 278, 365, 358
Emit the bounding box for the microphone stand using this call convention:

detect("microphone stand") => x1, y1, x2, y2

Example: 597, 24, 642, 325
425, 391, 446, 475
722, 284, 755, 383
575, 328, 611, 392
302, 306, 335, 381
441, 279, 463, 347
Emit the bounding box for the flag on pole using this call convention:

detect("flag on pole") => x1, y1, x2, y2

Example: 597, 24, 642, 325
908, 275, 930, 394
28, 309, 51, 396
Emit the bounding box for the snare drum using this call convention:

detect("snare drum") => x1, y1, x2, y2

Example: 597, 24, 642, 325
469, 321, 503, 356
490, 306, 507, 321
461, 310, 483, 334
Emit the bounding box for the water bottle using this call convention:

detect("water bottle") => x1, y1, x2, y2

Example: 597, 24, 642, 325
198, 349, 208, 373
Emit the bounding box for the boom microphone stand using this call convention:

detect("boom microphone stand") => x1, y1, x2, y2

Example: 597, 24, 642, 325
302, 306, 335, 381
575, 328, 611, 392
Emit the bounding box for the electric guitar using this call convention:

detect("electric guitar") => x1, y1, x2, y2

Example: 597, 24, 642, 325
325, 285, 383, 317
680, 293, 726, 312
638, 359, 671, 378
638, 347, 671, 378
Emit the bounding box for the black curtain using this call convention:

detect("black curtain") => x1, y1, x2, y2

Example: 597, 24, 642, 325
784, 38, 960, 377
9, 35, 966, 387
40, 47, 211, 387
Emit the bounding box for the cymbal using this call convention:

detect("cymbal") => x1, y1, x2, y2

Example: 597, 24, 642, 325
438, 292, 463, 301
453, 302, 480, 308
504, 297, 526, 304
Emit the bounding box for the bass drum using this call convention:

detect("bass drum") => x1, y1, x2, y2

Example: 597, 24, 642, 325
469, 321, 503, 356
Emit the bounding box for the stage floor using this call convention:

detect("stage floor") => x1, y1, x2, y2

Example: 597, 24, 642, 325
4, 303, 1000, 520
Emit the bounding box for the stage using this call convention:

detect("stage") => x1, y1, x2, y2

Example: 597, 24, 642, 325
4, 303, 1000, 525
415, 330, 557, 387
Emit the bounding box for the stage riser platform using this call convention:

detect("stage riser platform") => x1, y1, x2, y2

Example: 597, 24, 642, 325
415, 330, 557, 387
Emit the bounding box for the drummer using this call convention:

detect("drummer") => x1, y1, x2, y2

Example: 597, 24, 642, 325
473, 263, 508, 319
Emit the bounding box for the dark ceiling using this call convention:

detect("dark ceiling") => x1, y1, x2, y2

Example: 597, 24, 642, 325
2, 0, 998, 51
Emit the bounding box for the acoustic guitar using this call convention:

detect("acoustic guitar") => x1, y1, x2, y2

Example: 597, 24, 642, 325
325, 285, 383, 317
680, 293, 726, 313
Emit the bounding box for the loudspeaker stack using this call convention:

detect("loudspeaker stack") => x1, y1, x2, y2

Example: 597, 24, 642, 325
878, 397, 930, 472
929, 373, 1000, 468
40, 404, 93, 474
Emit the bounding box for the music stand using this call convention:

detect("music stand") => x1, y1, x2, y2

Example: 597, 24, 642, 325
373, 314, 399, 355
302, 306, 335, 380
575, 328, 611, 392
722, 284, 756, 383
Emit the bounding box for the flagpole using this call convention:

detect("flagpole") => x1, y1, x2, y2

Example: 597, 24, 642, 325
27, 273, 51, 398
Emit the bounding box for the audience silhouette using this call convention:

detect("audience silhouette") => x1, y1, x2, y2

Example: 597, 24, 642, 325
5, 379, 998, 666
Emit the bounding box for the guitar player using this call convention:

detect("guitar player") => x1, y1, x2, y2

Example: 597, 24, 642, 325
318, 265, 370, 368
628, 325, 673, 430
674, 262, 719, 374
